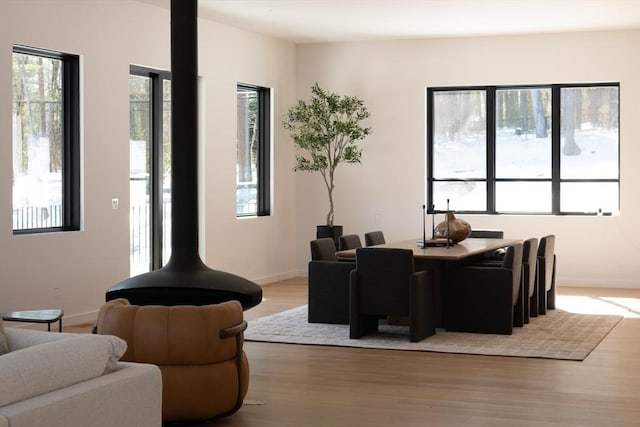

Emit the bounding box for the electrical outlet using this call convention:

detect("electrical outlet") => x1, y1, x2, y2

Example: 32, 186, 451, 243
111, 198, 119, 210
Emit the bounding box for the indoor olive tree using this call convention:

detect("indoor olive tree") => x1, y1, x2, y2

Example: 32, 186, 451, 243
283, 83, 371, 227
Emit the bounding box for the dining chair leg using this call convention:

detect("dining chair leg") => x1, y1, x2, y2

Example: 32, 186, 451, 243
546, 255, 557, 310
513, 270, 525, 327
523, 265, 531, 324
538, 260, 548, 315
530, 265, 539, 318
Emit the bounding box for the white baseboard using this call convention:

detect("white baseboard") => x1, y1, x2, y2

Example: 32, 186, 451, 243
63, 310, 100, 326
558, 278, 640, 288
250, 270, 303, 285
255, 273, 640, 288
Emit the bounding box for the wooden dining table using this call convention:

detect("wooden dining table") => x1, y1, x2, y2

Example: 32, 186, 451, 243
336, 237, 522, 327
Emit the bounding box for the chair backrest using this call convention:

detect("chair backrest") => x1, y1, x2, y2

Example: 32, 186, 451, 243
364, 231, 386, 246
522, 238, 538, 298
339, 234, 363, 251
354, 248, 413, 314
469, 229, 504, 238
538, 235, 555, 291
501, 243, 523, 306
310, 238, 338, 261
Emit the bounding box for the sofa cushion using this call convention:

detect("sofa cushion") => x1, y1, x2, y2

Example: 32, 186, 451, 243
0, 334, 126, 407
0, 320, 8, 355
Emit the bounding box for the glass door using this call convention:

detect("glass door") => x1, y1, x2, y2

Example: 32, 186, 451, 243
129, 67, 171, 275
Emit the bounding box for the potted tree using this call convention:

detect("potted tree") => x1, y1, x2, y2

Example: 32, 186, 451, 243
283, 83, 372, 245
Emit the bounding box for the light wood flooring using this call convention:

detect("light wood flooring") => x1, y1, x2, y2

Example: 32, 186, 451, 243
70, 278, 640, 426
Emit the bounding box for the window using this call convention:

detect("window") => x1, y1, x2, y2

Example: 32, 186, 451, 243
427, 83, 619, 215
12, 46, 80, 233
236, 84, 271, 217
129, 66, 171, 275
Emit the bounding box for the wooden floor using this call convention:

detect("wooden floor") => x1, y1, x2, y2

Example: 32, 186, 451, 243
71, 278, 640, 426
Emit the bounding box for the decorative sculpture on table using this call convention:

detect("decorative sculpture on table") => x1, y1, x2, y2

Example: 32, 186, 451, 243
433, 200, 471, 244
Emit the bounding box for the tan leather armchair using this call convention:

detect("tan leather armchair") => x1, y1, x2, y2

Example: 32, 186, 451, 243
95, 299, 249, 422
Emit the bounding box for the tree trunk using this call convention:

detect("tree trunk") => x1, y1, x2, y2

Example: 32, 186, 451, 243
562, 89, 581, 156
236, 92, 252, 182
519, 90, 529, 132
326, 184, 334, 226
532, 89, 547, 138
496, 91, 504, 129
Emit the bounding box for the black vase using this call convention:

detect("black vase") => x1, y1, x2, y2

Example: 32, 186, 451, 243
316, 225, 343, 248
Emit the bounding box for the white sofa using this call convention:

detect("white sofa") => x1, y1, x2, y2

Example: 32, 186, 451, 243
0, 327, 162, 427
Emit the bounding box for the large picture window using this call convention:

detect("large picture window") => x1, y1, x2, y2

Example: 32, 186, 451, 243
12, 45, 80, 233
427, 83, 619, 215
236, 84, 271, 217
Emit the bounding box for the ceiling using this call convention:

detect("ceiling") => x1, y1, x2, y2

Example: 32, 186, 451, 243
139, 0, 640, 43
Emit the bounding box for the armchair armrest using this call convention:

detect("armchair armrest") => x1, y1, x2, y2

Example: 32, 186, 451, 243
217, 319, 248, 416
220, 321, 248, 339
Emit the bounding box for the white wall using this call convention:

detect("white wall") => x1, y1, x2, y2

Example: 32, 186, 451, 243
2, 2, 639, 326
0, 1, 297, 324
294, 31, 640, 288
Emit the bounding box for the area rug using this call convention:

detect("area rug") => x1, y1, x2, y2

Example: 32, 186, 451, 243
245, 306, 622, 361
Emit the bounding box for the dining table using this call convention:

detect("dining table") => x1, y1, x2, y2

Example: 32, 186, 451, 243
336, 237, 522, 327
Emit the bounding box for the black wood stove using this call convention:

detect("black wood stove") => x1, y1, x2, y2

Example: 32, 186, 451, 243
106, 0, 262, 310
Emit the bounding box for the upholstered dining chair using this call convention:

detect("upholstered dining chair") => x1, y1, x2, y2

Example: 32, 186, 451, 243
521, 238, 539, 322
339, 234, 363, 251
536, 235, 556, 315
444, 243, 524, 335
95, 299, 248, 422
469, 229, 504, 238
308, 238, 355, 324
469, 229, 506, 261
492, 238, 538, 327
364, 231, 386, 246
310, 237, 339, 261
466, 238, 534, 327
349, 248, 436, 342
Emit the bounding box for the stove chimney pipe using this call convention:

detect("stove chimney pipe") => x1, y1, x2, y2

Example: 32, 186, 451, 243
106, 0, 262, 310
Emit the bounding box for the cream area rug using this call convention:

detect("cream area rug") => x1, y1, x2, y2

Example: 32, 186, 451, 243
245, 305, 622, 361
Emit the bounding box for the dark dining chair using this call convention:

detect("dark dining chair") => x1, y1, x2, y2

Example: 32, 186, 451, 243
308, 238, 354, 324
364, 231, 386, 246
469, 229, 504, 238
469, 229, 506, 261
444, 243, 523, 335
349, 248, 436, 342
469, 237, 538, 326
521, 238, 539, 323
339, 234, 363, 251
536, 235, 556, 315
310, 237, 339, 261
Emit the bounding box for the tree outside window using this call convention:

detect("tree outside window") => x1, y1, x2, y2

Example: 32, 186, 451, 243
237, 84, 270, 217
428, 83, 619, 215
12, 46, 79, 232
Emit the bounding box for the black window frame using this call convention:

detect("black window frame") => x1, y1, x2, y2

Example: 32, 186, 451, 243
12, 45, 81, 234
129, 65, 171, 270
236, 83, 271, 217
427, 82, 620, 215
